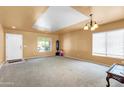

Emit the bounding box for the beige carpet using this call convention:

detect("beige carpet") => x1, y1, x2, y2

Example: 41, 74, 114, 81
0, 56, 123, 87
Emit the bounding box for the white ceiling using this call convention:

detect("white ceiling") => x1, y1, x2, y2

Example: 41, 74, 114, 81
33, 6, 89, 32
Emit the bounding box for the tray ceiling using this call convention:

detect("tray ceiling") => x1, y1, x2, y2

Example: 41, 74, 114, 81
33, 6, 89, 32
0, 6, 124, 32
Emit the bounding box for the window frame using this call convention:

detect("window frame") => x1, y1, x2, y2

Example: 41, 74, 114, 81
92, 29, 124, 59
37, 37, 52, 52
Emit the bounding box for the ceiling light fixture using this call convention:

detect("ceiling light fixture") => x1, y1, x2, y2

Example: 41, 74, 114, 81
12, 26, 16, 29
83, 14, 98, 31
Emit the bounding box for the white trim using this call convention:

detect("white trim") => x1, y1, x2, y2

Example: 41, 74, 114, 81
24, 55, 55, 60
0, 62, 4, 70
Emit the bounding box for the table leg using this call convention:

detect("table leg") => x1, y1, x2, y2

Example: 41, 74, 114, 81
106, 76, 110, 87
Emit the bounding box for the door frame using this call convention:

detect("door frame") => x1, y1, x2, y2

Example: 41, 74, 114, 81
5, 33, 23, 61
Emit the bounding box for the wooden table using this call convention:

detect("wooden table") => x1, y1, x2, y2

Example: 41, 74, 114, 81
106, 64, 124, 87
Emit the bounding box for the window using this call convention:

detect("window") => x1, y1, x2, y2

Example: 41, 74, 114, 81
37, 37, 52, 52
93, 32, 106, 56
92, 29, 124, 59
107, 30, 124, 58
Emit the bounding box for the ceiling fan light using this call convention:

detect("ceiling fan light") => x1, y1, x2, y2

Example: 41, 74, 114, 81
94, 23, 98, 28
91, 26, 95, 31
82, 14, 98, 31
83, 25, 89, 30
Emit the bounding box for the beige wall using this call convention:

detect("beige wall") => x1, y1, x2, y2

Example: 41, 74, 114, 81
59, 20, 124, 66
5, 29, 58, 59
2, 19, 124, 66
0, 24, 4, 64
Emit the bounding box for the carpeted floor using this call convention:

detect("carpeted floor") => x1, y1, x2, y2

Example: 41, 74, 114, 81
0, 56, 123, 87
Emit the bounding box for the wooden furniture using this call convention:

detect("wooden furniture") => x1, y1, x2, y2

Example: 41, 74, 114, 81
106, 64, 124, 87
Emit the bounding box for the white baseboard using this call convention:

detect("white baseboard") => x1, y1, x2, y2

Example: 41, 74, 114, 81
0, 62, 4, 69
24, 55, 55, 60
64, 56, 85, 61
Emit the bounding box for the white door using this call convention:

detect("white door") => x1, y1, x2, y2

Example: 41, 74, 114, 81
6, 33, 23, 60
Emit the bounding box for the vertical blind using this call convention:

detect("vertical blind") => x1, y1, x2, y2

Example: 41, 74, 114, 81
92, 29, 124, 59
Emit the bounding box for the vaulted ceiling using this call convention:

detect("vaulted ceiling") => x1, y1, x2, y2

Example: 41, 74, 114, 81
0, 6, 124, 32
